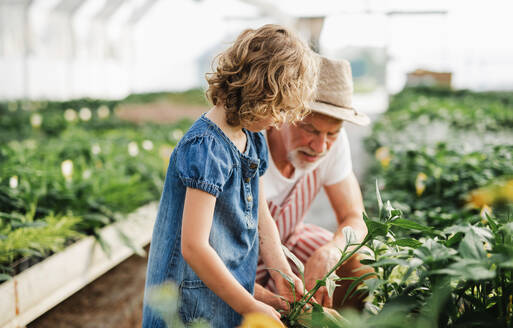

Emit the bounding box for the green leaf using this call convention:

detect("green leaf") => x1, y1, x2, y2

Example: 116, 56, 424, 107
281, 245, 304, 278
391, 238, 422, 248
368, 258, 409, 268
445, 232, 464, 247
498, 258, 513, 269
431, 258, 495, 280
0, 273, 12, 282
375, 180, 383, 220
414, 239, 457, 263
363, 277, 385, 295
485, 213, 498, 232
390, 218, 432, 233
311, 302, 323, 313
364, 214, 388, 238
458, 229, 486, 260
341, 272, 378, 306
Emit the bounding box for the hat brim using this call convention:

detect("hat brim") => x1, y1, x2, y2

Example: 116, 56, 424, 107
307, 101, 371, 126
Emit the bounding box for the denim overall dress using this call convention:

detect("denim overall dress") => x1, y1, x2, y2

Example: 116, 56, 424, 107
142, 114, 268, 327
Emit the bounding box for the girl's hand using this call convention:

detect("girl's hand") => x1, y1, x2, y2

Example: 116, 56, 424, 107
243, 300, 283, 324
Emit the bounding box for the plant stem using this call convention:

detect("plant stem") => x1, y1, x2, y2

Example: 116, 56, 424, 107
287, 235, 372, 321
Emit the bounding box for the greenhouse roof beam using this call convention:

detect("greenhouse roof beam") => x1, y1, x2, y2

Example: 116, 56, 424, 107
94, 0, 125, 22
126, 0, 159, 25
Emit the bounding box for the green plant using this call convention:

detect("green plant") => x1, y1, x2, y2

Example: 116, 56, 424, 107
0, 93, 195, 277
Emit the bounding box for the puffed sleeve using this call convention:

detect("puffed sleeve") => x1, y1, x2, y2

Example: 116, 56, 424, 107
175, 136, 233, 197
253, 131, 269, 177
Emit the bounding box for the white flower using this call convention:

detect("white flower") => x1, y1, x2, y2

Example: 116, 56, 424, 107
142, 140, 154, 151
79, 107, 92, 121
82, 169, 92, 180
64, 108, 78, 122
171, 129, 183, 141
30, 113, 43, 128
9, 176, 18, 189
61, 160, 73, 181
97, 105, 110, 119
325, 272, 340, 298
128, 142, 139, 157
91, 143, 101, 155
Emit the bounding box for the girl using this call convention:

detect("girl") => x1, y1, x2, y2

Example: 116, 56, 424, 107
142, 24, 317, 327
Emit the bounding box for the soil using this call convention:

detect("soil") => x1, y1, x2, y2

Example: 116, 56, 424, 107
28, 246, 149, 328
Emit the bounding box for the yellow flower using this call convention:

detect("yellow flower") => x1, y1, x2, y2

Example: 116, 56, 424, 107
502, 180, 513, 202
468, 189, 494, 209
239, 313, 283, 328
375, 147, 391, 168
415, 172, 428, 196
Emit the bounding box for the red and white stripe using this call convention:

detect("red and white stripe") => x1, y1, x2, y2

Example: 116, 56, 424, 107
256, 169, 334, 288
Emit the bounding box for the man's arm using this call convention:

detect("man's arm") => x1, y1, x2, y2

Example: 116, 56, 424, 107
303, 172, 367, 307
324, 171, 367, 246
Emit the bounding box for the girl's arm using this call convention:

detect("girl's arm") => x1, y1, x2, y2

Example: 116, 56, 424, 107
257, 178, 305, 303
181, 187, 281, 321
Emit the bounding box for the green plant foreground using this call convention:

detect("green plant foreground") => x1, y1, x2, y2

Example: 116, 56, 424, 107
346, 87, 513, 328
146, 88, 513, 328
0, 91, 204, 279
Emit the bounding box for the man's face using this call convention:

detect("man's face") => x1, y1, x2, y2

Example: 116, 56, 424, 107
281, 113, 343, 170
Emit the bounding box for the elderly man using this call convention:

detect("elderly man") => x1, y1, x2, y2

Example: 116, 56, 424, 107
255, 55, 372, 309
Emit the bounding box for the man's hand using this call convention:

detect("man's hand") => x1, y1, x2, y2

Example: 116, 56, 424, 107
274, 272, 305, 306
304, 242, 342, 308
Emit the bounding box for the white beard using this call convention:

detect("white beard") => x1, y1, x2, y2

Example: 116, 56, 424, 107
287, 147, 327, 172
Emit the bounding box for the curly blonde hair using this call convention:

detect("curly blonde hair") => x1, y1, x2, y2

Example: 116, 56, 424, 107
206, 24, 318, 127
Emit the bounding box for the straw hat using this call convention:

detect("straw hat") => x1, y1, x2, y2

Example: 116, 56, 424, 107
308, 55, 370, 126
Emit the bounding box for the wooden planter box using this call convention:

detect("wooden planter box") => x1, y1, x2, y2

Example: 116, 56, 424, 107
0, 202, 158, 328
